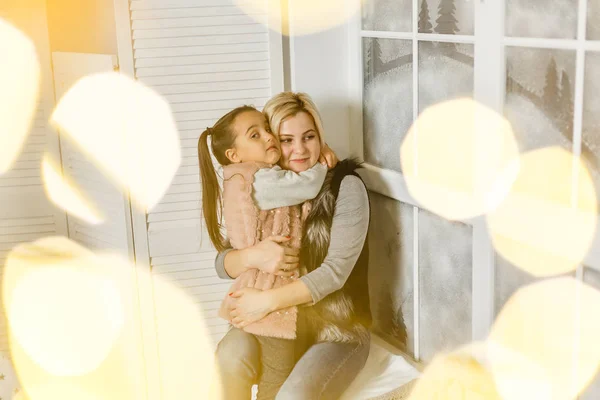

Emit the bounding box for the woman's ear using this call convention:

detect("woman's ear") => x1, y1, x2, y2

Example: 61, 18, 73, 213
225, 148, 241, 163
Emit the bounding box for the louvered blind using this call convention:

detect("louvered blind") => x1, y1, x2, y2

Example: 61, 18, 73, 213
129, 0, 277, 346
51, 52, 131, 257
0, 2, 68, 355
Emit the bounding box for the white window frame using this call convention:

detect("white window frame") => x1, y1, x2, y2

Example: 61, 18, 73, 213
347, 0, 599, 360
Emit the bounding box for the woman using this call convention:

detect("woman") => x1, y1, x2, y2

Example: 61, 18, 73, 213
214, 92, 372, 399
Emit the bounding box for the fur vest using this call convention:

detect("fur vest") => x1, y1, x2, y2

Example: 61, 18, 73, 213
302, 159, 372, 344
219, 162, 310, 339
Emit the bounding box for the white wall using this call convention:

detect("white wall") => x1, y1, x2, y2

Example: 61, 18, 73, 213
288, 9, 353, 159
45, 0, 118, 55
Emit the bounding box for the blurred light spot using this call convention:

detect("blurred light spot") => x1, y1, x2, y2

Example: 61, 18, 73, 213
485, 341, 553, 400
3, 237, 221, 400
0, 19, 40, 173
50, 72, 180, 211
408, 343, 502, 399
235, 0, 364, 36
400, 98, 519, 221
489, 277, 600, 400
4, 239, 124, 377
42, 156, 103, 224
152, 270, 222, 399
487, 147, 597, 277
16, 383, 101, 400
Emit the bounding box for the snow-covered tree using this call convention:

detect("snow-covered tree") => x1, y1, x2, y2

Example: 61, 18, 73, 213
364, 40, 373, 82
435, 0, 459, 35
419, 0, 433, 33
373, 38, 384, 77
559, 70, 574, 140
543, 57, 560, 114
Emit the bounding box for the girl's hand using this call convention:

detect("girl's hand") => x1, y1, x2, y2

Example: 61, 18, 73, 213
319, 143, 338, 169
246, 236, 299, 276
229, 288, 275, 328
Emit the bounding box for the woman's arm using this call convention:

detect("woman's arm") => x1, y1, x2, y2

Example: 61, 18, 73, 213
276, 175, 369, 306
230, 176, 370, 325
215, 236, 301, 279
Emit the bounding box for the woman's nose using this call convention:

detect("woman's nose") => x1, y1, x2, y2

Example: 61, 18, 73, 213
293, 141, 307, 154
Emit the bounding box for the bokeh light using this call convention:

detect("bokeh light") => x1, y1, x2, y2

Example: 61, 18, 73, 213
2, 237, 221, 400
487, 147, 597, 277
234, 0, 364, 36
41, 155, 103, 224
408, 343, 502, 399
50, 72, 181, 211
0, 18, 40, 173
488, 277, 600, 400
400, 98, 520, 221
3, 237, 124, 377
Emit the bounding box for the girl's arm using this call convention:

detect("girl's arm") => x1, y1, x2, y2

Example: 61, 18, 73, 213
230, 176, 370, 325
252, 143, 338, 210
252, 163, 327, 210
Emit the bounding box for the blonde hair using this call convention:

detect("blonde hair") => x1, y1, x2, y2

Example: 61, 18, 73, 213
263, 92, 325, 146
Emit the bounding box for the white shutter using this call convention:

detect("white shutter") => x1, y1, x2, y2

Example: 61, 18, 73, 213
0, 1, 68, 355
120, 0, 283, 349
51, 52, 132, 257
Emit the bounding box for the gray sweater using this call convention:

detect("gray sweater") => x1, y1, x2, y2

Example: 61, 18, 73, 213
214, 175, 370, 304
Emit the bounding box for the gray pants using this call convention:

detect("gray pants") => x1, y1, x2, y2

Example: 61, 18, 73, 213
215, 327, 370, 400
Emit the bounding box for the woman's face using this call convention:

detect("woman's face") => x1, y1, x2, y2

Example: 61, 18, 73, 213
278, 112, 321, 173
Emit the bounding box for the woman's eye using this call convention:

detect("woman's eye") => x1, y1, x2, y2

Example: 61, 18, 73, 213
280, 138, 291, 143
304, 135, 315, 141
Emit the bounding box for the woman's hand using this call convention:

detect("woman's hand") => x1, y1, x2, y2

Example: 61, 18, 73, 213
229, 288, 275, 328
247, 236, 299, 276
319, 143, 338, 169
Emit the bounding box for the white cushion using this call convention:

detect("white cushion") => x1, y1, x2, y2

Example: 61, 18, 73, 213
340, 335, 420, 400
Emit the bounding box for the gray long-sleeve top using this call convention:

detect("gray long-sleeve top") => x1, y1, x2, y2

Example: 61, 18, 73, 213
214, 175, 370, 305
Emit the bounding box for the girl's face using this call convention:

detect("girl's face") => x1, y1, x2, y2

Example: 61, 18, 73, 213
225, 110, 280, 165
278, 112, 322, 173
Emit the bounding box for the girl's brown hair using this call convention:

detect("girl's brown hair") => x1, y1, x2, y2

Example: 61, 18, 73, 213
198, 105, 257, 251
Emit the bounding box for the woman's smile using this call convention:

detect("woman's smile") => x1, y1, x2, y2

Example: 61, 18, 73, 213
290, 158, 309, 164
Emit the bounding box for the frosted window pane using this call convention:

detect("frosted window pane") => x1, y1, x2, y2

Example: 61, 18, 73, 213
363, 38, 413, 172
418, 42, 474, 113
369, 194, 415, 355
506, 0, 577, 39
418, 0, 474, 35
505, 47, 576, 152
493, 254, 538, 316
566, 268, 600, 399
583, 53, 600, 186
589, 0, 600, 39
494, 254, 576, 316
362, 0, 412, 32
418, 209, 472, 363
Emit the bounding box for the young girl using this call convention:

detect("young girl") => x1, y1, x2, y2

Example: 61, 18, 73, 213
198, 105, 330, 399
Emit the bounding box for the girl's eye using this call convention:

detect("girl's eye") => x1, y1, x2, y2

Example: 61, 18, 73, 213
251, 132, 259, 139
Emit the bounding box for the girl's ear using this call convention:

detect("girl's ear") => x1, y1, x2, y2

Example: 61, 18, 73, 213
225, 147, 240, 163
